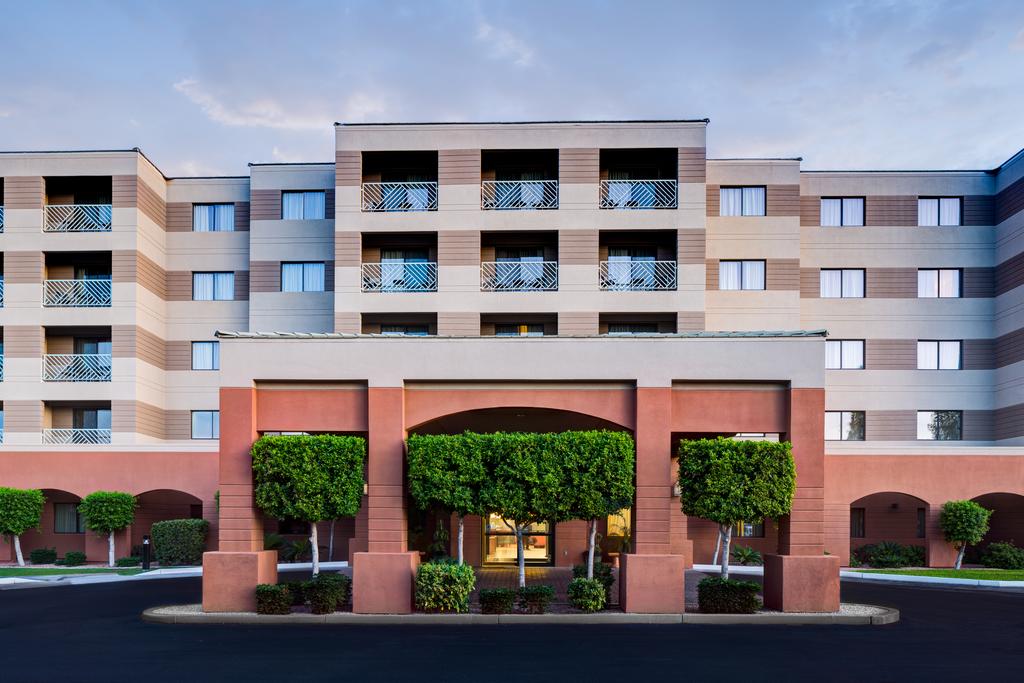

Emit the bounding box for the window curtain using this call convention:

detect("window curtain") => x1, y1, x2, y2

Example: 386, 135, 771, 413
820, 199, 842, 227
824, 412, 841, 440
938, 341, 961, 369
742, 260, 765, 289
303, 262, 325, 292
720, 188, 742, 216
607, 170, 631, 207
842, 269, 864, 297
742, 187, 765, 216
825, 340, 842, 369
213, 272, 234, 300
281, 263, 304, 292
843, 198, 864, 226
520, 171, 544, 207
939, 269, 960, 297
193, 205, 212, 232
918, 270, 938, 297
918, 341, 938, 369
719, 261, 742, 290
939, 198, 960, 226
193, 272, 214, 300
841, 340, 864, 369
820, 270, 842, 298
54, 504, 80, 534
192, 342, 219, 370
918, 198, 939, 226
214, 204, 234, 231
282, 192, 305, 220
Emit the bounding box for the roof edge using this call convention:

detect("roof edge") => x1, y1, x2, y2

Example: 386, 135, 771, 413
217, 329, 827, 340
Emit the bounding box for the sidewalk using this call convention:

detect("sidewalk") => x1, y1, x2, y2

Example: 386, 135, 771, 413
693, 563, 1024, 589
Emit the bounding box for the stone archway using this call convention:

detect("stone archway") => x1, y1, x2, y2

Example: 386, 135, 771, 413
970, 493, 1024, 561
849, 492, 930, 559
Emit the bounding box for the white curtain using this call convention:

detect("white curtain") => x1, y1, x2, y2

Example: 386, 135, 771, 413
842, 269, 865, 297
213, 272, 234, 300
825, 340, 842, 369
742, 187, 765, 216
303, 262, 325, 291
842, 340, 864, 369
918, 341, 939, 369
281, 263, 304, 292
820, 270, 842, 298
720, 188, 743, 216
939, 269, 960, 297
282, 192, 305, 220
918, 270, 938, 297
719, 261, 742, 290
193, 205, 212, 232
820, 199, 842, 227
192, 341, 219, 370
193, 272, 214, 300
824, 412, 841, 441
742, 260, 765, 289
918, 198, 939, 226
939, 198, 960, 226
917, 412, 935, 440
939, 341, 961, 369
843, 198, 864, 226
54, 504, 80, 534
214, 204, 234, 230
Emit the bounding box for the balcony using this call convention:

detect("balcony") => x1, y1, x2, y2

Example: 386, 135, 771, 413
361, 151, 438, 212
361, 262, 438, 293
599, 148, 678, 210
481, 149, 558, 210
599, 180, 677, 210
43, 354, 112, 382
0, 278, 4, 307
43, 279, 112, 307
600, 260, 677, 291
42, 428, 111, 445
361, 182, 438, 212
0, 205, 4, 232
481, 261, 558, 292
44, 204, 113, 232
44, 176, 112, 231
0, 353, 4, 381
481, 180, 558, 210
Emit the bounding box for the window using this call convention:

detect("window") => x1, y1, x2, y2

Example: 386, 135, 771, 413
191, 410, 220, 439
282, 191, 326, 220
917, 340, 962, 370
73, 408, 110, 430
54, 503, 85, 533
281, 262, 325, 292
719, 187, 766, 216
851, 508, 866, 538
917, 410, 962, 440
192, 204, 234, 232
917, 269, 961, 298
607, 323, 660, 335
380, 325, 429, 336
825, 340, 864, 369
719, 260, 765, 290
819, 269, 865, 298
192, 272, 234, 301
918, 197, 961, 227
825, 411, 866, 441
495, 324, 545, 337
734, 520, 765, 538
917, 508, 927, 539
607, 509, 631, 538
820, 197, 864, 227
191, 341, 220, 371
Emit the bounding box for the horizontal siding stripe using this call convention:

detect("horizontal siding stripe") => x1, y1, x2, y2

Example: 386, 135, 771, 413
438, 149, 481, 185
677, 147, 706, 183
677, 229, 706, 265
4, 176, 44, 210
995, 174, 1024, 225
865, 196, 917, 226
5, 251, 44, 284
559, 229, 599, 265
558, 149, 599, 184
437, 312, 480, 335
250, 189, 281, 221
558, 311, 598, 335
766, 185, 799, 217
438, 230, 481, 266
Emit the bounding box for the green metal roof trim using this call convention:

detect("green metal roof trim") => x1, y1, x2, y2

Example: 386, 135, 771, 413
216, 329, 827, 339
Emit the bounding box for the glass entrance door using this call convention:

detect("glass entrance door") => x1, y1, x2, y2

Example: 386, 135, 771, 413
483, 513, 552, 564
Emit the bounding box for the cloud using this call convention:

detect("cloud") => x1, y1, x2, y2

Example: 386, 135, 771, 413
173, 78, 331, 131
475, 20, 534, 67
1014, 28, 1024, 50
340, 92, 389, 123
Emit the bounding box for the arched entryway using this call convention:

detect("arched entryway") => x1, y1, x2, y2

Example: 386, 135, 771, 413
970, 493, 1024, 561
16, 489, 86, 561
849, 492, 929, 556
133, 489, 207, 552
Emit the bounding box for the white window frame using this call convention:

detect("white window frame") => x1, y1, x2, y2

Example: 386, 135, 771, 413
917, 197, 962, 227
191, 410, 220, 439
916, 410, 963, 441
191, 341, 220, 371
719, 260, 766, 291
825, 340, 864, 369
819, 269, 865, 298
280, 262, 326, 293
192, 203, 235, 232
917, 340, 962, 370
281, 191, 327, 220
192, 272, 235, 301
719, 186, 767, 217
824, 411, 865, 441
917, 269, 961, 298
820, 197, 865, 227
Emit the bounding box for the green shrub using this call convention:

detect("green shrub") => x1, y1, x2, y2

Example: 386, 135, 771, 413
697, 577, 761, 614
280, 580, 306, 606
981, 541, 1024, 570
415, 561, 476, 613
847, 552, 862, 568
150, 519, 209, 566
853, 542, 925, 568
567, 578, 606, 612
517, 585, 555, 614
115, 556, 141, 567
303, 572, 352, 614
479, 588, 516, 614
730, 544, 763, 566
29, 547, 57, 565
63, 551, 87, 567
572, 561, 614, 602
256, 584, 292, 615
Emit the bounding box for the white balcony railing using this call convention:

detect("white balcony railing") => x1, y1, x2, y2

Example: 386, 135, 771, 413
481, 261, 558, 292
43, 429, 112, 445
0, 205, 5, 232
0, 279, 4, 307
361, 182, 438, 212
599, 260, 678, 291
43, 354, 112, 382
44, 204, 113, 232
0, 354, 4, 381
361, 262, 438, 292
481, 180, 558, 210
600, 180, 678, 210
43, 279, 112, 307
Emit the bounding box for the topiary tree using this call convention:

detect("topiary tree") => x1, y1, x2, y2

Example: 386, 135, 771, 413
939, 499, 992, 569
678, 438, 796, 579
251, 434, 365, 575
407, 432, 486, 565
0, 488, 45, 566
78, 491, 137, 567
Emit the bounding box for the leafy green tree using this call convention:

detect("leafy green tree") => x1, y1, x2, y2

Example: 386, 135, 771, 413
677, 438, 796, 579
78, 491, 137, 567
0, 488, 45, 566
251, 434, 365, 575
939, 500, 992, 569
407, 432, 486, 564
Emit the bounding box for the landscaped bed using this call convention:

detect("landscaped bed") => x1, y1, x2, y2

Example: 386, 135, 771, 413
858, 568, 1024, 581
0, 566, 146, 577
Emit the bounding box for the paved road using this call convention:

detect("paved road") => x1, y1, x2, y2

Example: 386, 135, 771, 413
1, 573, 1021, 682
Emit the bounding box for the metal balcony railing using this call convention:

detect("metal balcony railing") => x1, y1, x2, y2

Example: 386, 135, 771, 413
0, 355, 4, 381
599, 180, 678, 209
43, 279, 112, 307
43, 354, 112, 382
0, 206, 5, 232
599, 260, 678, 291
44, 204, 113, 232
361, 262, 438, 292
481, 180, 558, 210
361, 182, 438, 212
481, 261, 558, 292
0, 279, 4, 307
43, 428, 112, 445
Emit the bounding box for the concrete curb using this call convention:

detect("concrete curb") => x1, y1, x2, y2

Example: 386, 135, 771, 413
142, 604, 897, 626
840, 570, 1024, 589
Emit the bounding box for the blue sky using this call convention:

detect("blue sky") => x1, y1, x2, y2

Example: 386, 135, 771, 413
3, 0, 1023, 176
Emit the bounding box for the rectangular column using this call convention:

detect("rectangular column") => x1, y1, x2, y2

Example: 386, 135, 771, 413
366, 387, 407, 552
634, 387, 672, 554
216, 387, 262, 552
778, 388, 825, 555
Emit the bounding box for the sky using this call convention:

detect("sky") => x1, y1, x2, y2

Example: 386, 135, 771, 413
2, 0, 1024, 176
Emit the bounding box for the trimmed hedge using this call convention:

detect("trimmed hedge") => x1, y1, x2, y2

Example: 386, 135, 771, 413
697, 577, 761, 614
572, 561, 614, 602
30, 547, 57, 565
567, 577, 606, 612
151, 519, 210, 566
853, 542, 925, 568
304, 572, 352, 614
415, 561, 476, 613
62, 551, 87, 567
479, 588, 516, 614
517, 585, 555, 614
981, 541, 1024, 570
115, 556, 141, 567
256, 584, 292, 615
281, 581, 307, 606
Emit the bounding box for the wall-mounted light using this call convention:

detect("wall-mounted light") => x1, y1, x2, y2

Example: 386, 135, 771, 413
890, 502, 899, 510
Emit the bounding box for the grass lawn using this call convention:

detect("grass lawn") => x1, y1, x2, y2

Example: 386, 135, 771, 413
860, 568, 1024, 581
0, 567, 146, 578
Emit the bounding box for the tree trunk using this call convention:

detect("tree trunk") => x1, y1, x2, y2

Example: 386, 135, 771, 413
587, 519, 598, 579
516, 526, 526, 588
108, 531, 115, 567
719, 525, 733, 579
13, 535, 25, 567
457, 515, 465, 565
955, 543, 965, 570
328, 519, 336, 562
712, 530, 722, 565
310, 522, 320, 576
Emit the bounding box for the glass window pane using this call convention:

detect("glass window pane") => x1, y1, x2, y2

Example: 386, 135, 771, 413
841, 340, 864, 369
820, 199, 841, 227
917, 411, 934, 439
918, 198, 939, 226
213, 272, 234, 300
281, 263, 303, 292
918, 341, 938, 369
303, 263, 325, 292
742, 261, 764, 289
825, 341, 842, 369
918, 270, 938, 298
844, 412, 865, 441
720, 188, 742, 216
304, 191, 326, 219
742, 187, 765, 216
939, 341, 961, 370
820, 270, 842, 298
192, 342, 213, 370
939, 198, 961, 226
824, 412, 841, 440
282, 192, 304, 220
939, 270, 960, 298
193, 205, 212, 232
842, 198, 864, 226
214, 204, 234, 231
719, 261, 741, 290
842, 269, 864, 297
193, 272, 213, 300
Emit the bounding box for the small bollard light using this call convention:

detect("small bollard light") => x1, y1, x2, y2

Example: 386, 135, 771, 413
142, 535, 151, 570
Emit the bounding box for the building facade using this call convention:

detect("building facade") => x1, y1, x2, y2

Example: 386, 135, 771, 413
1, 121, 1023, 585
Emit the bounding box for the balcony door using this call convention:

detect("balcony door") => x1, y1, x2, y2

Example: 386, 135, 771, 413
483, 513, 552, 565
380, 249, 429, 290
607, 247, 656, 288
495, 248, 544, 288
